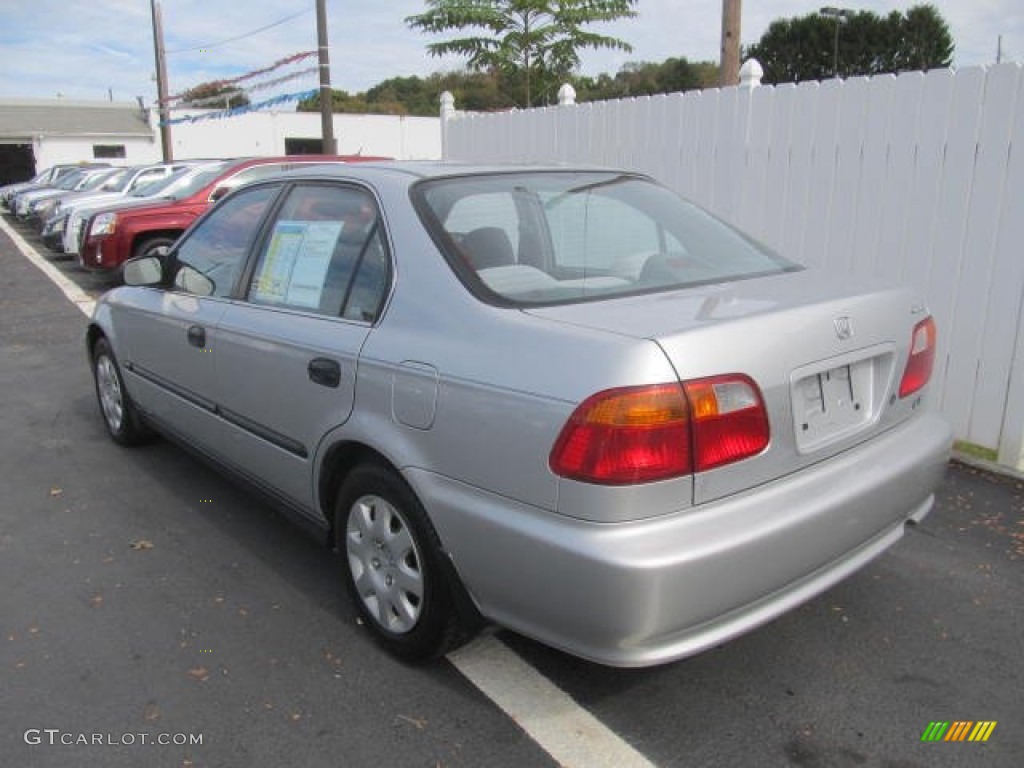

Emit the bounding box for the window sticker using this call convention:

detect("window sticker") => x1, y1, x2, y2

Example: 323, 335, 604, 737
253, 220, 343, 309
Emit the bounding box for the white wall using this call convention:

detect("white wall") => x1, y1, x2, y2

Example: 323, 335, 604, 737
166, 110, 441, 160
443, 64, 1024, 470
34, 135, 160, 169
23, 107, 440, 172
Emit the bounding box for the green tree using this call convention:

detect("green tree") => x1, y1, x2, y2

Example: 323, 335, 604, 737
298, 70, 516, 117
746, 4, 954, 85
573, 57, 715, 101
894, 4, 954, 71
405, 0, 637, 107
178, 81, 250, 109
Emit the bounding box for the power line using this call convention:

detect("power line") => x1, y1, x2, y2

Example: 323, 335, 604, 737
166, 7, 312, 54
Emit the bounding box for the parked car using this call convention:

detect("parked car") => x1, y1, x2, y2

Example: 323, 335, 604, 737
78, 155, 388, 273
35, 162, 196, 237
41, 162, 217, 254
0, 163, 108, 210
21, 167, 129, 228
87, 164, 951, 667
13, 166, 115, 221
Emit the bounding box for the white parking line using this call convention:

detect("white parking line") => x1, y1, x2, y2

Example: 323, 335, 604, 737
449, 636, 656, 768
0, 215, 95, 317
2, 213, 656, 768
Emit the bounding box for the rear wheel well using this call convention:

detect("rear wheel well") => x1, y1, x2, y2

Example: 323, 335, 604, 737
319, 442, 393, 543
320, 441, 486, 638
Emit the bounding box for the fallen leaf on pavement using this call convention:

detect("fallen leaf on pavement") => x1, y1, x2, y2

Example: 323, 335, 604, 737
186, 667, 209, 682
130, 539, 154, 551
396, 714, 428, 730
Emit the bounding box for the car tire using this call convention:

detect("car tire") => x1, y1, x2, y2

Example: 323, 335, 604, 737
335, 463, 459, 661
91, 337, 152, 445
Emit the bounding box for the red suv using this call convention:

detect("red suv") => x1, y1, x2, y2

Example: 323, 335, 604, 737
78, 156, 388, 273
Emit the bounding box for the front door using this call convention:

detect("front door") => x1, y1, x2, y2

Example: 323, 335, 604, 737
114, 183, 282, 453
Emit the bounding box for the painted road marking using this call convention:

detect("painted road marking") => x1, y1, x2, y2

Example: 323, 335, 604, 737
450, 635, 656, 768
2, 213, 658, 768
0, 215, 96, 317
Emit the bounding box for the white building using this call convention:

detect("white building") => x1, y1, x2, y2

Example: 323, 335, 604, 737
166, 108, 440, 162
0, 98, 441, 184
0, 100, 156, 183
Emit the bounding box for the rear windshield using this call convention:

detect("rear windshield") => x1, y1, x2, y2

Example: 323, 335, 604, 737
414, 172, 797, 306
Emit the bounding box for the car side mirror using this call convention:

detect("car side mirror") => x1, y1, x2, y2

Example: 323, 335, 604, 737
209, 186, 229, 203
122, 255, 164, 286
173, 265, 215, 297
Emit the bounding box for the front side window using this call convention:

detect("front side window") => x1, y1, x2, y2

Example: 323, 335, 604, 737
415, 172, 797, 306
98, 168, 134, 192
246, 184, 388, 321
174, 184, 279, 298
131, 164, 222, 199
126, 168, 167, 193
80, 170, 118, 191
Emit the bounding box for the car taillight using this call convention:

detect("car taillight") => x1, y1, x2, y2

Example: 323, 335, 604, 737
684, 375, 771, 472
898, 316, 936, 398
549, 384, 691, 485
549, 375, 770, 485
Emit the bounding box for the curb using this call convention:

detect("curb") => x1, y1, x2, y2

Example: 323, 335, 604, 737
951, 452, 1024, 483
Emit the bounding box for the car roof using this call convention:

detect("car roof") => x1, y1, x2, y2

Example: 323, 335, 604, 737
264, 161, 629, 188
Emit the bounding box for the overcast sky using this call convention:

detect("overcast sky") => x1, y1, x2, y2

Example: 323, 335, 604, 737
1, 1, 1020, 107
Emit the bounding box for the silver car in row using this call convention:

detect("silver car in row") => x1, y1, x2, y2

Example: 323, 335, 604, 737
39, 162, 196, 247
88, 163, 951, 667
48, 162, 227, 256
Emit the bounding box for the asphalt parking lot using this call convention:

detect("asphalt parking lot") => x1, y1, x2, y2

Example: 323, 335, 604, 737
1, 216, 1021, 767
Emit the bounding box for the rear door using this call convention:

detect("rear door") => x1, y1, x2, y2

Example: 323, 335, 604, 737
212, 182, 391, 514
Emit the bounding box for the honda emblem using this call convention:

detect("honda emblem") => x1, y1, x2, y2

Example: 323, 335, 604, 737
834, 316, 853, 340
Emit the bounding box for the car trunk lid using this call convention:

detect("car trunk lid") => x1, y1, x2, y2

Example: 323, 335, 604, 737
526, 269, 931, 505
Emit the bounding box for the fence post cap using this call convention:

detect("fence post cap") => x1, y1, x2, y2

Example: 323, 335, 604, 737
739, 59, 764, 89
440, 91, 456, 118
558, 83, 577, 106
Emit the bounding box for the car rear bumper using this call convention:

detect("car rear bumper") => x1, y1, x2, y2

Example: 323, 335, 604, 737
411, 411, 951, 667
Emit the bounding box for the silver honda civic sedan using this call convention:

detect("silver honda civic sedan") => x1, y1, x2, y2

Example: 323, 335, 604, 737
87, 163, 951, 667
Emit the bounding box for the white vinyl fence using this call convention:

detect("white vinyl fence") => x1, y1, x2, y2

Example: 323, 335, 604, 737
442, 63, 1024, 471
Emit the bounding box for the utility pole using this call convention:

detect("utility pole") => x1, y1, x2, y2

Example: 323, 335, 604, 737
315, 0, 337, 155
150, 0, 173, 161
819, 7, 852, 79
720, 0, 742, 87
997, 35, 1003, 64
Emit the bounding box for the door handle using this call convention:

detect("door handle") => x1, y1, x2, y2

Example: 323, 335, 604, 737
187, 325, 206, 348
308, 357, 341, 388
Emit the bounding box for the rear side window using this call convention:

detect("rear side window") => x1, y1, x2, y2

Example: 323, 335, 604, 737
246, 184, 389, 321
415, 172, 797, 306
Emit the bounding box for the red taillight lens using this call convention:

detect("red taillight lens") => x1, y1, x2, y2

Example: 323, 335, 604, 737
899, 316, 937, 398
549, 384, 692, 485
684, 375, 771, 472
549, 375, 770, 485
